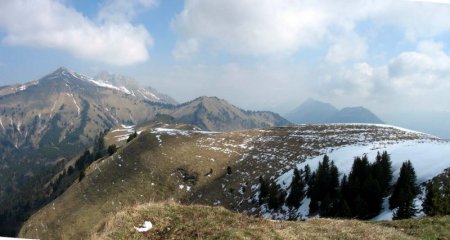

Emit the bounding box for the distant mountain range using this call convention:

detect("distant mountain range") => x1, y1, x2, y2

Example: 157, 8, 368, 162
285, 99, 384, 124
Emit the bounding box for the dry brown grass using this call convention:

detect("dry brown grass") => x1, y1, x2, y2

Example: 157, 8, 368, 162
92, 202, 414, 240
19, 124, 439, 239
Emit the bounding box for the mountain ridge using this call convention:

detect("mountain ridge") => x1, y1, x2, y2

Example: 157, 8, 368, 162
285, 98, 384, 124
0, 68, 290, 236
18, 123, 449, 239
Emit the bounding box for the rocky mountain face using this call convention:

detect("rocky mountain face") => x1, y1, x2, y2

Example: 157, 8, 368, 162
0, 67, 290, 236
0, 68, 287, 155
0, 67, 178, 165
94, 71, 178, 105
172, 96, 290, 131
285, 99, 384, 124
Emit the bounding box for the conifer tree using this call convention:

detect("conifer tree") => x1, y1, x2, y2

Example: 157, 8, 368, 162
268, 183, 285, 210
422, 181, 437, 216
286, 168, 306, 208
335, 194, 352, 218
424, 179, 450, 216
372, 151, 393, 195
259, 176, 269, 204
107, 144, 117, 156
127, 131, 138, 143
308, 155, 340, 216
304, 164, 311, 183
390, 160, 418, 219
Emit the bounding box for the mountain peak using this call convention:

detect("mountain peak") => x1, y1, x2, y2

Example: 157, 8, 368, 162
331, 106, 384, 124
285, 99, 384, 124
285, 99, 338, 124
51, 66, 74, 76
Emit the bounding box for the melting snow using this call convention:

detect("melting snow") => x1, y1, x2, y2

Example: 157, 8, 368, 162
112, 125, 143, 141
0, 118, 4, 130
69, 93, 81, 115
134, 221, 153, 232
88, 78, 132, 95
274, 138, 450, 221
138, 89, 161, 101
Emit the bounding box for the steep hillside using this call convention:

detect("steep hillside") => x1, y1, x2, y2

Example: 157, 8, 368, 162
19, 124, 450, 239
286, 99, 384, 124
171, 96, 290, 131
0, 67, 176, 235
0, 68, 290, 235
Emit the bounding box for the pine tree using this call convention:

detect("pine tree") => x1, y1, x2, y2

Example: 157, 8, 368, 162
389, 161, 418, 219
308, 155, 340, 216
286, 168, 306, 208
304, 164, 311, 183
127, 131, 138, 143
424, 179, 450, 216
259, 176, 269, 204
393, 198, 416, 220
422, 181, 437, 216
78, 169, 85, 182
335, 197, 352, 218
268, 183, 285, 210
107, 144, 117, 155
372, 151, 393, 195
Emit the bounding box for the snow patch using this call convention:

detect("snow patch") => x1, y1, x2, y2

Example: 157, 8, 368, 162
88, 78, 132, 95
274, 138, 450, 221
138, 88, 161, 101
69, 93, 80, 115
134, 221, 153, 232
112, 125, 142, 141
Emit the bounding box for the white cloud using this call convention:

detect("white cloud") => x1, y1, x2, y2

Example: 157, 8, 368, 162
409, 0, 450, 4
0, 0, 154, 65
388, 41, 450, 95
98, 0, 158, 23
325, 33, 368, 63
172, 0, 450, 58
171, 0, 330, 57
172, 38, 199, 61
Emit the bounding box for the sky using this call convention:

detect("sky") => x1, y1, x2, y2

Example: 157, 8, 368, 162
1, 0, 450, 136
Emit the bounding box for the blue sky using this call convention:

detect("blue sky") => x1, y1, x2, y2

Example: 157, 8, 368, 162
1, 0, 450, 122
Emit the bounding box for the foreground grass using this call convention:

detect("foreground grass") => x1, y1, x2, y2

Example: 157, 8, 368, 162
375, 216, 450, 240
93, 202, 414, 240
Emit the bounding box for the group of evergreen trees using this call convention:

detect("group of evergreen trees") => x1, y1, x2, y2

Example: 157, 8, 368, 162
422, 176, 450, 216
258, 151, 421, 220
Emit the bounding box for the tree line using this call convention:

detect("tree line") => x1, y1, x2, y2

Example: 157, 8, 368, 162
258, 151, 425, 220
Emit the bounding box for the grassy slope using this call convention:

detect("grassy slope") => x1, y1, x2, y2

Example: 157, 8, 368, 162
19, 129, 238, 239
93, 202, 414, 240
375, 216, 450, 240
19, 125, 442, 239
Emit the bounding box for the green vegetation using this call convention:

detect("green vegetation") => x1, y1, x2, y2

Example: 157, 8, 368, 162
376, 216, 450, 240
126, 131, 138, 142
93, 202, 414, 240
17, 125, 450, 239
422, 171, 450, 216
390, 161, 419, 220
